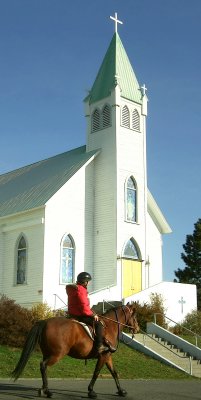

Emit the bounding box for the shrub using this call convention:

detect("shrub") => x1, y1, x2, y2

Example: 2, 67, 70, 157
0, 295, 33, 347
31, 302, 54, 322
0, 296, 56, 347
172, 309, 201, 336
134, 293, 167, 331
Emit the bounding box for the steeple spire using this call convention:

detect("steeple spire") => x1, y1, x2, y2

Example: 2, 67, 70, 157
86, 33, 142, 105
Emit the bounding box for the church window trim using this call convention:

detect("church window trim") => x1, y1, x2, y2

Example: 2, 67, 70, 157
121, 105, 130, 128
60, 233, 75, 285
16, 234, 27, 285
122, 238, 142, 261
125, 176, 138, 223
132, 109, 140, 131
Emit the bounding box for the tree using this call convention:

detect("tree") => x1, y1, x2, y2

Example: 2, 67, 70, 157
174, 218, 201, 308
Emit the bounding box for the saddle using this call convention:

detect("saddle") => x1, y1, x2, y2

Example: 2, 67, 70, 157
70, 319, 116, 353
71, 319, 95, 340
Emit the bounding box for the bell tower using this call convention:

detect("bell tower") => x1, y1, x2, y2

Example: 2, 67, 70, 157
84, 13, 148, 295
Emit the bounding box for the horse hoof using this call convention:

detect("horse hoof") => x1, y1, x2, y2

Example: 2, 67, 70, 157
117, 389, 127, 397
88, 390, 97, 399
38, 388, 53, 398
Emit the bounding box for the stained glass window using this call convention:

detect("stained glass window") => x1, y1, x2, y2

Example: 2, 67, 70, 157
17, 236, 27, 284
123, 239, 139, 260
126, 177, 137, 222
60, 234, 74, 284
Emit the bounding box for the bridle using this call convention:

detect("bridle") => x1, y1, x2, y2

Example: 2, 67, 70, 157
99, 305, 136, 346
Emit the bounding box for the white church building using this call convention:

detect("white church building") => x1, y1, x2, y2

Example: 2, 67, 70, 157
0, 14, 196, 324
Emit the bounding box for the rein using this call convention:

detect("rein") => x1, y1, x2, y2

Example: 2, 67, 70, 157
99, 305, 135, 347
97, 305, 133, 330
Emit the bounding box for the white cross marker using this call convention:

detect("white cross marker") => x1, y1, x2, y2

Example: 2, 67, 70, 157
141, 84, 147, 96
179, 296, 186, 314
110, 12, 123, 33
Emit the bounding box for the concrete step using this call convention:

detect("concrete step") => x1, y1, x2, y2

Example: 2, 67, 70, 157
132, 333, 201, 378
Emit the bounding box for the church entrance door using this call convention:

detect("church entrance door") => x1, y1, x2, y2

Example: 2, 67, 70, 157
122, 238, 142, 298
122, 259, 142, 298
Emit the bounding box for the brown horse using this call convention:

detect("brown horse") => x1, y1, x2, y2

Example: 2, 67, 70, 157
12, 303, 139, 398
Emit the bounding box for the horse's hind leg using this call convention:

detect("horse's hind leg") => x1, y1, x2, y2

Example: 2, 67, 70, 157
88, 356, 106, 399
106, 355, 127, 397
38, 357, 52, 398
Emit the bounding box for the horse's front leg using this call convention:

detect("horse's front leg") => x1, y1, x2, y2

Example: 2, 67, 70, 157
38, 358, 52, 398
88, 355, 107, 398
106, 355, 127, 397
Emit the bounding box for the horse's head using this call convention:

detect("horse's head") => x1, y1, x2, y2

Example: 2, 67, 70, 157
124, 303, 140, 335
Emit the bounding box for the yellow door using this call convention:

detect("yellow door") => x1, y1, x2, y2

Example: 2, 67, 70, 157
122, 259, 142, 298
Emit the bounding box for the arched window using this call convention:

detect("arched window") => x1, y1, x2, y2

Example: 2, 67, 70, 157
92, 109, 101, 132
17, 235, 27, 284
132, 109, 140, 131
122, 105, 130, 128
123, 238, 140, 260
102, 104, 111, 128
60, 234, 74, 284
126, 177, 137, 222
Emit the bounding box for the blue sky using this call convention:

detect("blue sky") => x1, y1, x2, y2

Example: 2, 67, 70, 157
0, 0, 200, 282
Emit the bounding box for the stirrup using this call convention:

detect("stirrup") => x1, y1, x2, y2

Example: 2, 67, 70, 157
104, 339, 116, 353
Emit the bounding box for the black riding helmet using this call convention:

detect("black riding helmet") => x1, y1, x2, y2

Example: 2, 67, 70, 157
77, 272, 92, 283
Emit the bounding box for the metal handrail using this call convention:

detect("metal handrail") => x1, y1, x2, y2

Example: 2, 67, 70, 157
153, 313, 201, 347
89, 284, 116, 295
53, 293, 67, 310
140, 329, 188, 359
102, 299, 123, 313
135, 329, 193, 375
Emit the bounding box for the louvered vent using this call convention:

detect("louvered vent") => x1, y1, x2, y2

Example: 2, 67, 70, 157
132, 109, 140, 131
92, 109, 101, 132
102, 105, 111, 128
122, 106, 130, 128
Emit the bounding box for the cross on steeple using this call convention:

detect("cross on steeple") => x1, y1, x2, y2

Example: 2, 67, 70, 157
110, 12, 123, 33
141, 84, 147, 96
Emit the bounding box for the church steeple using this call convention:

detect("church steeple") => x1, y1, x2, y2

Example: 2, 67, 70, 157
84, 13, 149, 294
86, 32, 143, 105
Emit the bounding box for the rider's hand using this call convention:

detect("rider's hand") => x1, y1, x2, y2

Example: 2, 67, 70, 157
93, 314, 99, 321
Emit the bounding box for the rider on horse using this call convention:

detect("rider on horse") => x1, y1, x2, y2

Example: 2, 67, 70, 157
66, 272, 115, 354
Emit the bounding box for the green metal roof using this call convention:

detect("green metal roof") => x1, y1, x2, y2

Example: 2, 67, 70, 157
0, 146, 99, 218
86, 32, 142, 105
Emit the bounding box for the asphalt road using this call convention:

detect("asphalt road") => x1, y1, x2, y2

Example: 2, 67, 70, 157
0, 379, 201, 400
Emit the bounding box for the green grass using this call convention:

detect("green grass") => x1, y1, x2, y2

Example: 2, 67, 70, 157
179, 334, 201, 347
0, 343, 197, 380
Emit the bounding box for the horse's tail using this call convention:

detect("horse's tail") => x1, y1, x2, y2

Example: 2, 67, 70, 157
11, 320, 46, 381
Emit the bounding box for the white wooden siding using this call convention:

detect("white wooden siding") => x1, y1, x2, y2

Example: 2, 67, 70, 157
0, 209, 45, 307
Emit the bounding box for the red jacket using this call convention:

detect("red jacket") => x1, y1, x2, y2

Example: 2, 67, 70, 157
66, 283, 93, 316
